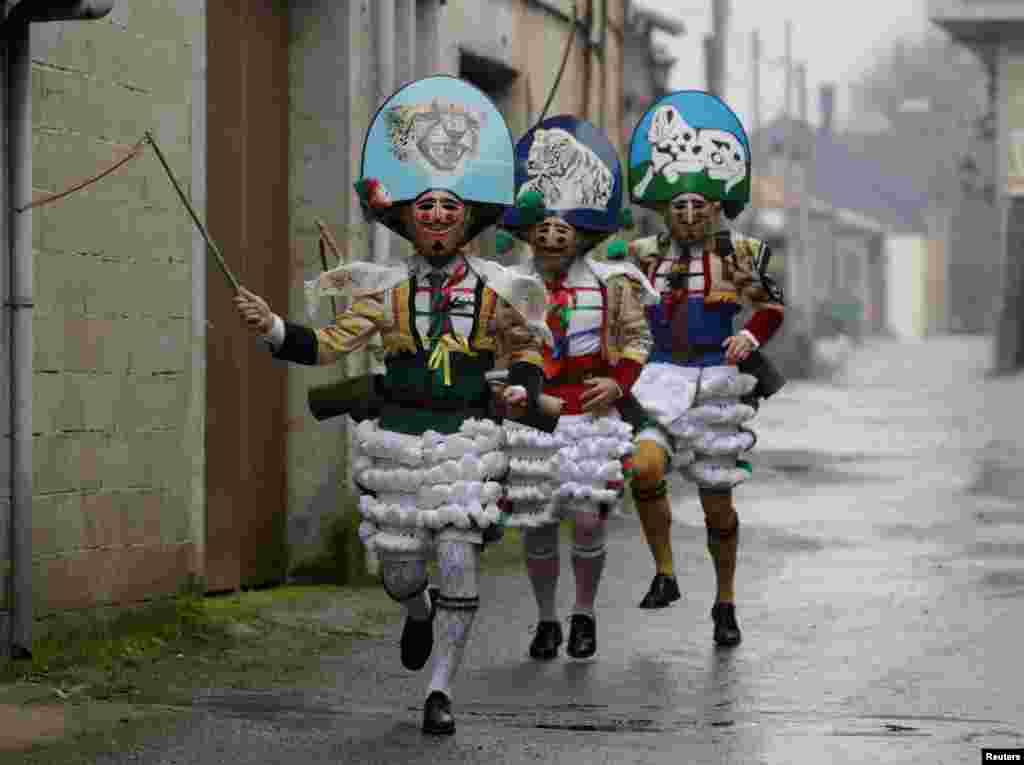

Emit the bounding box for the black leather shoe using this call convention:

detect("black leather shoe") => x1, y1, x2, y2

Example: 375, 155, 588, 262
400, 586, 438, 671
528, 620, 563, 660
711, 602, 742, 646
638, 574, 681, 609
566, 614, 597, 659
422, 690, 455, 735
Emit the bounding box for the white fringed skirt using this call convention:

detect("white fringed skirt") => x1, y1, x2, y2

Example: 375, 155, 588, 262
632, 363, 758, 490
353, 418, 508, 555
502, 413, 635, 527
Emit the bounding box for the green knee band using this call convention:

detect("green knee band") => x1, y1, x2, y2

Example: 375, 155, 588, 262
633, 480, 668, 503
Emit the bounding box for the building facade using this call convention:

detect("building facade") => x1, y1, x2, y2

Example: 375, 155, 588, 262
930, 0, 1024, 370
2, 0, 649, 646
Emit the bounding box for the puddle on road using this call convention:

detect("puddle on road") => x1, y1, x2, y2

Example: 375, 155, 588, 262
191, 690, 1024, 751
752, 449, 899, 487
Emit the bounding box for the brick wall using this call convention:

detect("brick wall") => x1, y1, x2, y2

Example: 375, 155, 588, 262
27, 2, 203, 616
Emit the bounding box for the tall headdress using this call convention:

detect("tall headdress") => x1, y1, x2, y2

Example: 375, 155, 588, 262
628, 90, 751, 219
501, 115, 624, 251
357, 75, 515, 244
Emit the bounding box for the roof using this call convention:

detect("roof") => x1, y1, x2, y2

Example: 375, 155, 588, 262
3, 0, 25, 20
754, 117, 929, 234
629, 0, 686, 36
4, 1, 113, 24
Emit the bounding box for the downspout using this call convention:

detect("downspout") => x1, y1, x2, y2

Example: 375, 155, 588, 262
6, 16, 33, 661
4, 0, 114, 660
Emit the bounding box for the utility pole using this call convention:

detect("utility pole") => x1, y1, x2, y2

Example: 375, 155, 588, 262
780, 20, 811, 344
705, 0, 730, 98
795, 60, 812, 318
751, 28, 761, 139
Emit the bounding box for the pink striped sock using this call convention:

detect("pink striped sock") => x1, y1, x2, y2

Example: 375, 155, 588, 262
572, 510, 607, 616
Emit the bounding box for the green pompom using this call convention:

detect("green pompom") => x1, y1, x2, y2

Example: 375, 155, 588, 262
495, 229, 516, 255
606, 240, 628, 260
354, 178, 372, 202
516, 189, 546, 225
517, 189, 545, 211
619, 207, 635, 229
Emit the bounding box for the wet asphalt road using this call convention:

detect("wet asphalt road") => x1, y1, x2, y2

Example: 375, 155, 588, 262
98, 336, 1023, 764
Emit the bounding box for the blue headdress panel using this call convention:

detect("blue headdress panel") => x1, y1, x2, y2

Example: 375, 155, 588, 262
357, 75, 515, 242
502, 115, 623, 241
628, 90, 751, 218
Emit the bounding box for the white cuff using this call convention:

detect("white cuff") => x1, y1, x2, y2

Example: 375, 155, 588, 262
261, 314, 286, 352
740, 329, 761, 348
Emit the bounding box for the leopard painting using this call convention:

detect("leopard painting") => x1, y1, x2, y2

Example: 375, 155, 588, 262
385, 99, 485, 175
521, 128, 613, 212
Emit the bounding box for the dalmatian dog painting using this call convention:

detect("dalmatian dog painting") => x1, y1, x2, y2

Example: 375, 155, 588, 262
633, 104, 748, 198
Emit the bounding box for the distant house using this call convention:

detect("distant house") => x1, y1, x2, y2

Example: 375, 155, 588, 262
745, 88, 963, 347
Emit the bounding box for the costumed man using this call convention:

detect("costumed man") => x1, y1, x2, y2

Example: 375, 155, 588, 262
498, 116, 657, 661
234, 76, 553, 735
625, 91, 786, 644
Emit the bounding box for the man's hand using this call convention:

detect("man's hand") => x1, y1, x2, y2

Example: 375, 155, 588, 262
503, 384, 529, 419
722, 333, 756, 364
233, 286, 274, 335
581, 377, 622, 414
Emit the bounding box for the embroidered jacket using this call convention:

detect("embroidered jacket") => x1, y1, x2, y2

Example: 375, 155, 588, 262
530, 255, 653, 388
273, 254, 545, 433
629, 229, 785, 362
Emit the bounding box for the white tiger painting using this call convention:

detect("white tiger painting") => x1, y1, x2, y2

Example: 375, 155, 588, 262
521, 128, 613, 212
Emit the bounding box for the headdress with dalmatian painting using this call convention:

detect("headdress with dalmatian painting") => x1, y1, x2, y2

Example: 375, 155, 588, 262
357, 75, 515, 244
501, 115, 623, 249
628, 90, 751, 219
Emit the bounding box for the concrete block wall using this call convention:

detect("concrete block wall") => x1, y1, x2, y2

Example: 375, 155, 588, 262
285, 1, 378, 561
27, 2, 203, 616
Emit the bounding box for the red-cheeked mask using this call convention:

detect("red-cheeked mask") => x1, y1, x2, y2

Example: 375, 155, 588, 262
404, 190, 469, 259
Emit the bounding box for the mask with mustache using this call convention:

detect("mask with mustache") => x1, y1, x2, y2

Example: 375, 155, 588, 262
403, 190, 471, 262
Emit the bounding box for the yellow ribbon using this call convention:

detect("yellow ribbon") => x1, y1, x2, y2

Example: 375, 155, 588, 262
428, 334, 477, 386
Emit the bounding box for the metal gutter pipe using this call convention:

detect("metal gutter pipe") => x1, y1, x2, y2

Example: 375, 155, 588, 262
6, 17, 32, 660
4, 0, 114, 661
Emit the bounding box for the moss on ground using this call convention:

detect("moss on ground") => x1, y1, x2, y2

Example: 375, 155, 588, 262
1, 518, 578, 763
1, 585, 395, 705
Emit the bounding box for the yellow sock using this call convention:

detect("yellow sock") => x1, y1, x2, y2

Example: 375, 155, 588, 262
701, 491, 738, 603
636, 492, 674, 576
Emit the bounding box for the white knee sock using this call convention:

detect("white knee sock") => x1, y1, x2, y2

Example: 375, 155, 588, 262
427, 539, 480, 701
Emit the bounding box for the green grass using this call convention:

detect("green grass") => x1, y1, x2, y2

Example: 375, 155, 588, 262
0, 584, 396, 707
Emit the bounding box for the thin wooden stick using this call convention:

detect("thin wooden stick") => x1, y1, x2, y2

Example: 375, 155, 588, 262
314, 218, 345, 263
318, 237, 338, 316
145, 130, 241, 292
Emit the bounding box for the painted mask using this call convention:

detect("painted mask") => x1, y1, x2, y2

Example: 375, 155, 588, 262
527, 216, 578, 280
666, 192, 722, 244
403, 190, 469, 259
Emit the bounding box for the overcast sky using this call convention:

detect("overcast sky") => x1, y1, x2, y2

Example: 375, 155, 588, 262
635, 0, 933, 131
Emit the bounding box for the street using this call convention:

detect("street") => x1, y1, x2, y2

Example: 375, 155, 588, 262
91, 335, 1023, 764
